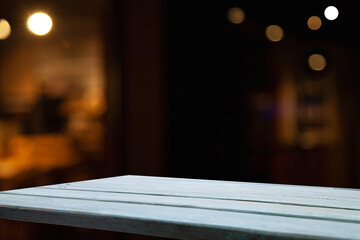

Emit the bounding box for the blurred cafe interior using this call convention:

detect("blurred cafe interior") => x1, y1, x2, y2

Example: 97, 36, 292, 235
1, 0, 360, 239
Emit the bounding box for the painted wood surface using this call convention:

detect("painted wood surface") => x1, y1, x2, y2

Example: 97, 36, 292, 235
0, 175, 359, 239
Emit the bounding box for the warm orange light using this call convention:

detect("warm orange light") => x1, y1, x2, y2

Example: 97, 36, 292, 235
307, 16, 322, 30
228, 7, 245, 24
298, 130, 318, 149
27, 12, 52, 36
308, 54, 326, 71
265, 25, 284, 42
0, 19, 11, 40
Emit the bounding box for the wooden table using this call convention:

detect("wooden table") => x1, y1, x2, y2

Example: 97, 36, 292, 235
0, 175, 359, 239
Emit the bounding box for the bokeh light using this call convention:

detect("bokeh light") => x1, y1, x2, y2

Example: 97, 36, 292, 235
308, 54, 326, 71
227, 7, 245, 24
265, 25, 284, 42
324, 6, 339, 20
307, 16, 322, 30
0, 19, 11, 40
27, 12, 53, 36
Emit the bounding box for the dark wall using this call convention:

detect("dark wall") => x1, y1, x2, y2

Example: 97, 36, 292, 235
106, 0, 360, 188
105, 0, 167, 178
166, 2, 272, 182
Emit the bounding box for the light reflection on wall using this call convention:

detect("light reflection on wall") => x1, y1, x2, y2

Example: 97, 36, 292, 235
276, 73, 297, 146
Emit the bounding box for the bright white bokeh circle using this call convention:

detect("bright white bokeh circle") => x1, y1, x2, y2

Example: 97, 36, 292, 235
324, 6, 339, 20
27, 12, 52, 36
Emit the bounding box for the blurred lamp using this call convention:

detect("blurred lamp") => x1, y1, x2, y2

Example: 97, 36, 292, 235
307, 16, 322, 30
308, 54, 326, 71
0, 19, 11, 40
27, 12, 52, 36
265, 25, 284, 42
324, 6, 339, 20
228, 7, 245, 24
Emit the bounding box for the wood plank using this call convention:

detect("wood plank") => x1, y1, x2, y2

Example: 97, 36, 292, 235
39, 175, 360, 210
1, 193, 360, 240
49, 175, 360, 201
3, 187, 360, 224
1, 175, 360, 239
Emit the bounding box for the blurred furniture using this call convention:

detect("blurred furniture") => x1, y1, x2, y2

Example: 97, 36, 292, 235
0, 175, 359, 239
0, 134, 82, 190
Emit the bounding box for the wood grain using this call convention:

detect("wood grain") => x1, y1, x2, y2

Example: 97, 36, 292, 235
0, 175, 359, 239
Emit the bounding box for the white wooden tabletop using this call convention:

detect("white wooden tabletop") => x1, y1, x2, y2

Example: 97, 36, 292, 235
0, 175, 359, 239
